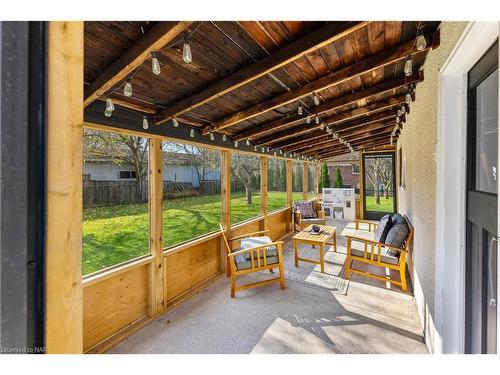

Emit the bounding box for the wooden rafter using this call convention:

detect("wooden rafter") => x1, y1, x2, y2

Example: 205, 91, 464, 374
318, 139, 394, 159
155, 21, 369, 125
233, 67, 421, 142
203, 32, 434, 135
254, 95, 405, 146
84, 21, 192, 107
312, 132, 393, 158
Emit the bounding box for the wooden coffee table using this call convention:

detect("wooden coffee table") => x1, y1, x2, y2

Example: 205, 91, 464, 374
293, 225, 337, 273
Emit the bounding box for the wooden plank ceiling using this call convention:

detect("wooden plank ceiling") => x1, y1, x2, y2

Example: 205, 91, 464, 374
84, 21, 441, 159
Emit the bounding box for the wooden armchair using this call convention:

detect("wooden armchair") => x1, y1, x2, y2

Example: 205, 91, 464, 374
292, 200, 326, 233
219, 224, 285, 298
343, 216, 414, 292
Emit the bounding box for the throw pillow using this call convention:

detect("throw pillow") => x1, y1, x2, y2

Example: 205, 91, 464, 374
385, 222, 409, 256
374, 214, 393, 243
295, 201, 317, 219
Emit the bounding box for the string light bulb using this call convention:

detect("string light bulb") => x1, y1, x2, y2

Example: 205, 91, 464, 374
182, 35, 193, 64
416, 35, 427, 51
404, 57, 413, 76
306, 115, 311, 124
298, 105, 303, 115
124, 79, 133, 97
396, 116, 400, 124
189, 129, 195, 138
313, 93, 320, 106
151, 52, 161, 75
209, 132, 215, 141
222, 134, 227, 142
172, 118, 179, 127
397, 109, 402, 117
246, 139, 250, 146
254, 145, 257, 152
401, 105, 406, 114
104, 108, 112, 117
105, 97, 115, 112
234, 140, 238, 148
405, 93, 412, 105
319, 123, 325, 131
142, 116, 149, 130
315, 115, 320, 125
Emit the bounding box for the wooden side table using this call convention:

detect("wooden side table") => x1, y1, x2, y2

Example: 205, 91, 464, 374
292, 225, 337, 273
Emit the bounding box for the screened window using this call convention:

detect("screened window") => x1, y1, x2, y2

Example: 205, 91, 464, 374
307, 163, 315, 198
162, 142, 221, 248
231, 153, 261, 224
292, 160, 305, 202
82, 129, 150, 276
268, 157, 287, 211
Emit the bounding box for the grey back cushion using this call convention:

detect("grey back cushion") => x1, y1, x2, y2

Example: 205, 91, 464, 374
374, 214, 393, 243
391, 213, 406, 226
385, 222, 409, 254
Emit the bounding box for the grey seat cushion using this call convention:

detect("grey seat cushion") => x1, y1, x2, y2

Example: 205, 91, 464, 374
349, 241, 399, 265
240, 236, 277, 259
235, 255, 279, 270
374, 214, 393, 243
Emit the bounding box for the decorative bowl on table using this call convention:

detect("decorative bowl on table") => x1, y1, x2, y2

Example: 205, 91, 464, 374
311, 224, 321, 234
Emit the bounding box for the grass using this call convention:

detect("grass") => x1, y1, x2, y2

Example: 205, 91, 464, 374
83, 190, 304, 275
365, 195, 394, 213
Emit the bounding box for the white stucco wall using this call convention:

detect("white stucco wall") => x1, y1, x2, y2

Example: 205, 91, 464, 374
396, 21, 467, 354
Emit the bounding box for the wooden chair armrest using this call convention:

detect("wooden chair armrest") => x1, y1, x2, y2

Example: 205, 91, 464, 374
229, 230, 271, 242
345, 234, 407, 253
317, 210, 325, 219
354, 219, 378, 231
227, 241, 284, 257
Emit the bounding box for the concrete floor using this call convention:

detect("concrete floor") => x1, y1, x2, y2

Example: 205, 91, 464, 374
108, 220, 427, 354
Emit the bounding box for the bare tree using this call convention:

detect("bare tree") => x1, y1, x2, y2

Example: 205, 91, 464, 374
83, 129, 148, 201
365, 157, 393, 205
231, 154, 260, 204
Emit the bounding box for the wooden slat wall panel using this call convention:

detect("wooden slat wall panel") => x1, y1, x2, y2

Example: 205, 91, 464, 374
268, 209, 290, 240
83, 265, 148, 350
165, 236, 221, 302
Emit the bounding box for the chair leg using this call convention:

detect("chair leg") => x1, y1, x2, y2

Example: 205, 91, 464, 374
278, 264, 286, 290
345, 257, 351, 279
400, 265, 408, 292
230, 274, 236, 298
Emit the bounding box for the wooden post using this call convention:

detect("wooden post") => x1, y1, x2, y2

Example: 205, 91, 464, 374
359, 151, 365, 219
221, 150, 232, 276
286, 159, 293, 232
46, 21, 84, 354
260, 156, 268, 230
148, 138, 164, 316
303, 161, 308, 200
314, 162, 320, 198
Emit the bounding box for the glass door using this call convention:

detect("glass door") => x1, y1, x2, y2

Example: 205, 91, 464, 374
362, 151, 397, 220
465, 41, 498, 354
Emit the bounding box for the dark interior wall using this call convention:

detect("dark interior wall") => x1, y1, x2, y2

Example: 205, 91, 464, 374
0, 21, 46, 353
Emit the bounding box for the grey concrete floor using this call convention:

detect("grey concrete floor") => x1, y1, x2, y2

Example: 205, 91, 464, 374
108, 220, 427, 354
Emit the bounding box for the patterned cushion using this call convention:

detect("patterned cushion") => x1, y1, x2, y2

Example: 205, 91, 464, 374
293, 200, 316, 219
374, 214, 393, 243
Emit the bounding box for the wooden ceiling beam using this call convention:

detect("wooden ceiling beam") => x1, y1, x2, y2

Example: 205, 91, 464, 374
277, 109, 398, 151
318, 139, 394, 159
255, 95, 405, 146
291, 119, 395, 154
234, 67, 420, 142
204, 31, 434, 135
84, 21, 192, 107
155, 22, 369, 124
311, 132, 393, 157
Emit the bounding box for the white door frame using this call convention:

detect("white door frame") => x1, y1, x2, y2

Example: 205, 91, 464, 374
435, 22, 499, 354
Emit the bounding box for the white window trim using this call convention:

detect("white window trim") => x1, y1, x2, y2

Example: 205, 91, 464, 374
435, 21, 499, 354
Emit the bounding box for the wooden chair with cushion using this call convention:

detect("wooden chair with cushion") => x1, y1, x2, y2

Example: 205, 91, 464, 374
343, 214, 414, 292
219, 224, 285, 298
292, 200, 326, 233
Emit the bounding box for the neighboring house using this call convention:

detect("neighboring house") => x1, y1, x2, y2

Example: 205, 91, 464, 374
327, 154, 360, 190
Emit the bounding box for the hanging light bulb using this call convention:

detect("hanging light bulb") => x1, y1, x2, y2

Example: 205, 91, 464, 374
222, 134, 227, 142
209, 132, 215, 141
234, 140, 239, 148
319, 123, 325, 131
261, 147, 265, 153
313, 93, 320, 106
104, 108, 112, 117
172, 118, 179, 127
246, 139, 250, 146
105, 97, 115, 112
123, 79, 133, 97
142, 116, 149, 130
404, 57, 413, 77
405, 93, 412, 105
401, 105, 406, 115
266, 146, 270, 152
279, 149, 283, 155
273, 151, 277, 157
151, 52, 161, 75
390, 135, 394, 146
254, 145, 257, 152
298, 105, 303, 116
315, 115, 320, 125
326, 126, 331, 133
397, 109, 402, 117
396, 116, 400, 124
190, 129, 195, 138
416, 34, 427, 51
283, 153, 287, 158
306, 115, 311, 124
182, 35, 193, 64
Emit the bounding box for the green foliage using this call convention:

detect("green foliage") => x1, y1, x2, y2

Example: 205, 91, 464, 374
334, 167, 344, 188
319, 162, 330, 190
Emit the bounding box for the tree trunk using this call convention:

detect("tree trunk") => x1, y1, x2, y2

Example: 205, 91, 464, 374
374, 176, 380, 205
385, 188, 389, 199
245, 186, 252, 204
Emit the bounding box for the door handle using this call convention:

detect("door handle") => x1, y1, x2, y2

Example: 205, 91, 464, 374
488, 236, 498, 307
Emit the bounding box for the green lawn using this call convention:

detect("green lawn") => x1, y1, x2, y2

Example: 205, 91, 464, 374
365, 195, 394, 213
83, 190, 304, 275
